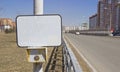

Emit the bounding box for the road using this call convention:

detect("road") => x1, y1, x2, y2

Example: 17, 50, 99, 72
65, 33, 120, 72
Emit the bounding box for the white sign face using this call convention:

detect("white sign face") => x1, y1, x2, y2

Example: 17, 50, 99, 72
16, 15, 62, 47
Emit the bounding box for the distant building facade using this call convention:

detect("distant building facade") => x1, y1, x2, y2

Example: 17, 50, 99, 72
0, 18, 15, 32
64, 24, 89, 33
97, 0, 112, 30
115, 0, 120, 31
89, 14, 98, 30
89, 0, 120, 31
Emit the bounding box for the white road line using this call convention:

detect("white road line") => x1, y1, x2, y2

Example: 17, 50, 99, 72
65, 35, 98, 72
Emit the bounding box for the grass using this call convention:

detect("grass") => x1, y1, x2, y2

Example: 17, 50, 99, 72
0, 32, 53, 72
0, 33, 33, 72
0, 32, 91, 72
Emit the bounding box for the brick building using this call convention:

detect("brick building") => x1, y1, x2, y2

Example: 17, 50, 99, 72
89, 0, 120, 31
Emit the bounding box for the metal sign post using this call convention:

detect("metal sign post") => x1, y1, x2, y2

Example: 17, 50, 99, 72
16, 0, 62, 72
32, 0, 44, 72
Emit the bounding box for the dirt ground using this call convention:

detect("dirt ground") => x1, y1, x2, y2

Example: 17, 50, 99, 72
0, 32, 53, 72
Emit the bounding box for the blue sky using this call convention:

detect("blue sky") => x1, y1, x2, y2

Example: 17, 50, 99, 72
0, 0, 98, 26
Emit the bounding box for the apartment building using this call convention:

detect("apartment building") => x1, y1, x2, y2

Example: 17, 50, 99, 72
89, 14, 97, 30
90, 0, 120, 31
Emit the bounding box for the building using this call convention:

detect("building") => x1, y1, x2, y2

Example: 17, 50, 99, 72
114, 0, 120, 31
0, 18, 15, 32
97, 0, 112, 30
89, 14, 98, 30
98, 0, 120, 31
81, 23, 89, 30
63, 25, 88, 33
90, 0, 120, 31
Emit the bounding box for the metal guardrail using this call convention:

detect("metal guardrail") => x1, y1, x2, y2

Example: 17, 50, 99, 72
45, 46, 64, 72
80, 31, 111, 36
68, 30, 113, 36
63, 40, 83, 72
45, 38, 82, 72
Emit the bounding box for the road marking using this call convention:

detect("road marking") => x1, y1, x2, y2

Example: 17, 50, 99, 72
64, 35, 98, 72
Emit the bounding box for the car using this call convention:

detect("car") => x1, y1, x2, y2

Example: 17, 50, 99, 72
112, 30, 120, 36
75, 32, 80, 35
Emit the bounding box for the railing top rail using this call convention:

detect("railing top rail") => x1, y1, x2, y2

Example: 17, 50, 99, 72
63, 38, 83, 72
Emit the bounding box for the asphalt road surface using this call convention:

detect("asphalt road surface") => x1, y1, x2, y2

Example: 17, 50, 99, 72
65, 33, 120, 72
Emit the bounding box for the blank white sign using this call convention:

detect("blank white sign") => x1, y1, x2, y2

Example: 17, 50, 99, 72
16, 15, 62, 47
